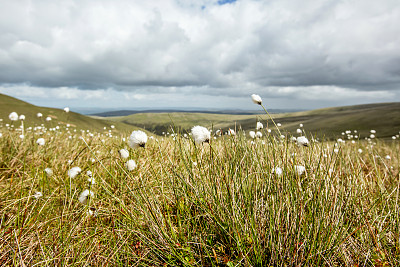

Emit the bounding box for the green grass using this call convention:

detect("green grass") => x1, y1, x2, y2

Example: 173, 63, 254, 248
108, 102, 400, 139
1, 107, 400, 265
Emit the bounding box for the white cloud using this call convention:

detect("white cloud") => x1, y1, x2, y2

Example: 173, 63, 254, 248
0, 0, 399, 109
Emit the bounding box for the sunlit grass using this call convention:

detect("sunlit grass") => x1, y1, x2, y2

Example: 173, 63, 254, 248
0, 118, 399, 266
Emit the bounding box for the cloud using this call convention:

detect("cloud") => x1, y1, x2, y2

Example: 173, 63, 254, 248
0, 0, 399, 109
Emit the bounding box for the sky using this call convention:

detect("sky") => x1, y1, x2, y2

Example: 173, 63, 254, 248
0, 0, 399, 113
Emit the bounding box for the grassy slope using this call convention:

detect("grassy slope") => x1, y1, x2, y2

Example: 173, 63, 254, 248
0, 93, 140, 133
108, 102, 400, 139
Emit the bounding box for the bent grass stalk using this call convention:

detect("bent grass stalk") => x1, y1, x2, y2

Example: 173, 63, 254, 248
260, 103, 282, 136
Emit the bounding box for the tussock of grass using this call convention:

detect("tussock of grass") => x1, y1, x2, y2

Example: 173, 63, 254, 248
0, 121, 399, 266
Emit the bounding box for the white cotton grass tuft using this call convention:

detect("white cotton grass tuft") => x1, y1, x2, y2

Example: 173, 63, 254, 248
64, 107, 70, 113
19, 115, 25, 120
126, 159, 137, 171
385, 155, 391, 160
46, 117, 52, 121
78, 189, 94, 204
296, 129, 302, 134
44, 168, 53, 176
249, 131, 256, 139
9, 112, 18, 121
294, 165, 306, 176
191, 126, 211, 144
37, 112, 43, 118
272, 167, 283, 177
87, 207, 98, 217
228, 129, 236, 136
296, 136, 309, 147
88, 173, 96, 185
68, 167, 82, 178
36, 138, 45, 146
33, 192, 43, 199
0, 133, 2, 138
256, 131, 262, 138
128, 130, 148, 148
251, 94, 262, 105
256, 121, 263, 130
119, 149, 129, 159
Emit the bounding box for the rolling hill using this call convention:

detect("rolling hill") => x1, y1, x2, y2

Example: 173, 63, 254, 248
107, 102, 400, 139
0, 93, 139, 133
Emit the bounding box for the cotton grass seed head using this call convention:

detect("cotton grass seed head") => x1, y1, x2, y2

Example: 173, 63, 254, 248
64, 107, 70, 113
228, 129, 236, 136
33, 192, 43, 199
294, 165, 306, 176
44, 168, 53, 176
119, 148, 129, 159
251, 94, 262, 105
128, 130, 148, 148
249, 131, 256, 139
68, 167, 82, 178
37, 112, 42, 118
296, 136, 309, 147
126, 159, 137, 171
36, 138, 45, 146
272, 167, 283, 177
87, 207, 98, 217
19, 115, 25, 120
191, 126, 211, 144
78, 189, 94, 204
256, 131, 262, 138
9, 112, 18, 121
256, 122, 263, 130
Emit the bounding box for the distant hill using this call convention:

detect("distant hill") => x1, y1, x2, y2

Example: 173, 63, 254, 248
106, 102, 400, 139
0, 93, 140, 133
91, 108, 302, 117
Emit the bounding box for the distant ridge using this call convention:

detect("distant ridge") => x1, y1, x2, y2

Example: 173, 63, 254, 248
106, 102, 400, 139
91, 108, 303, 117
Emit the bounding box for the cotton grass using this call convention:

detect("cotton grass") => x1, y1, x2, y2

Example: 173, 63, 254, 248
128, 130, 148, 148
191, 126, 210, 144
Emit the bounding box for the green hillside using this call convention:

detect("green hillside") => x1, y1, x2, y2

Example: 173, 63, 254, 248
0, 93, 138, 133
108, 102, 400, 139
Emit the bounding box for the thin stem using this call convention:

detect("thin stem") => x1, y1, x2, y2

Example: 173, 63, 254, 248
260, 103, 282, 136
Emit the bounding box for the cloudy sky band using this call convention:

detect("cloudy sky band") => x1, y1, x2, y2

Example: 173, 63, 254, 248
0, 0, 399, 110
